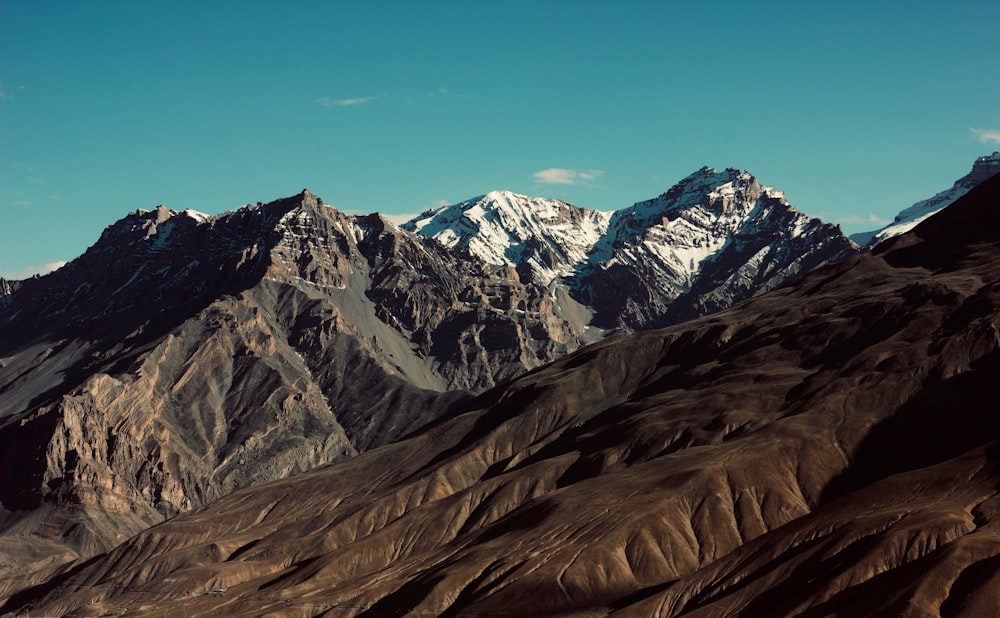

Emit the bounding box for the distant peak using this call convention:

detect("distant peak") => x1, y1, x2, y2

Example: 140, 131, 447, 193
298, 188, 321, 208
483, 189, 523, 200
680, 165, 751, 185
154, 204, 173, 223
973, 151, 1000, 172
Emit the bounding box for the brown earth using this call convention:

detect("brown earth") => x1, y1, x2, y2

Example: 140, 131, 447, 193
3, 175, 998, 616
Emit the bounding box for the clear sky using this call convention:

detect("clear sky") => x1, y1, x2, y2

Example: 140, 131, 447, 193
2, 1, 998, 278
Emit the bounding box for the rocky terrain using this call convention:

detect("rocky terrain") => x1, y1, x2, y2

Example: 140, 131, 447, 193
3, 169, 998, 616
0, 167, 857, 576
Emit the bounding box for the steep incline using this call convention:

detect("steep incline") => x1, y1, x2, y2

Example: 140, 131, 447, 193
7, 173, 998, 616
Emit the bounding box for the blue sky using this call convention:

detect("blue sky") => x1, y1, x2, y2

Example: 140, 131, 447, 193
2, 1, 998, 278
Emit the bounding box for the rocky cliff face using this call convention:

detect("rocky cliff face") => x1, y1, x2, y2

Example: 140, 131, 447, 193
5, 171, 999, 618
0, 169, 857, 574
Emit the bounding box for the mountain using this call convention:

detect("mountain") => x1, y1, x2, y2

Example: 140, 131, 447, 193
0, 190, 595, 570
574, 167, 856, 329
402, 190, 611, 284
0, 169, 855, 577
5, 171, 998, 617
852, 150, 1000, 246
408, 167, 858, 330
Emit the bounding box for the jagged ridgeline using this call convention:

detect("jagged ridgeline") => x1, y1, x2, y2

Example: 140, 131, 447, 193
0, 168, 857, 575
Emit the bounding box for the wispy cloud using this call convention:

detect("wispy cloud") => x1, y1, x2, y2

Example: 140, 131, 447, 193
837, 213, 891, 226
425, 88, 473, 100
2, 260, 67, 280
533, 168, 605, 186
316, 95, 379, 108
0, 83, 25, 101
971, 128, 1000, 145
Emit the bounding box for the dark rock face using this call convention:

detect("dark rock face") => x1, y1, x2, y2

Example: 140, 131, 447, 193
4, 173, 999, 617
0, 169, 857, 575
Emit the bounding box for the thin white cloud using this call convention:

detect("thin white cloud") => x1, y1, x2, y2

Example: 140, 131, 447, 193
971, 128, 1000, 145
837, 213, 891, 226
9, 199, 32, 207
533, 168, 604, 186
425, 88, 473, 100
316, 95, 379, 108
2, 260, 67, 280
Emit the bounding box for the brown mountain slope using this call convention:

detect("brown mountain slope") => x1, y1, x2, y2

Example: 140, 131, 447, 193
3, 174, 999, 616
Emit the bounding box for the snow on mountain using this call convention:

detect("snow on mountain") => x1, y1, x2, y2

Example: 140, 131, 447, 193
864, 151, 1000, 246
576, 166, 856, 328
594, 167, 777, 287
402, 190, 610, 283
402, 168, 856, 331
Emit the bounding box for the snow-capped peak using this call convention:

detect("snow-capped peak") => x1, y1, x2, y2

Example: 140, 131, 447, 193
402, 190, 611, 283
585, 166, 809, 289
401, 166, 836, 292
183, 208, 211, 223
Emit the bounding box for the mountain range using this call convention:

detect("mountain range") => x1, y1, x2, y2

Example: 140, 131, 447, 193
1, 164, 998, 616
1, 157, 999, 615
